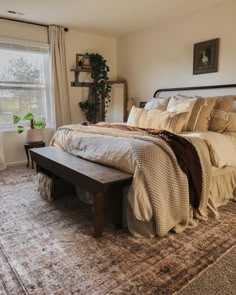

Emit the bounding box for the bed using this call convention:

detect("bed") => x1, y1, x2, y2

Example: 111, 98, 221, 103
49, 84, 236, 238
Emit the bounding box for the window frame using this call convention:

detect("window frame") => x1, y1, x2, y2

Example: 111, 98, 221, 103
0, 37, 53, 131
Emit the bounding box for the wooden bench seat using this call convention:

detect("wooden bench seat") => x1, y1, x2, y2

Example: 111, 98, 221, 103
30, 147, 133, 237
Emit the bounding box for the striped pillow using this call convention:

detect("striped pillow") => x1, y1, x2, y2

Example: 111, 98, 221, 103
224, 112, 236, 132
209, 95, 235, 133
127, 106, 189, 133
167, 96, 197, 131
171, 95, 217, 131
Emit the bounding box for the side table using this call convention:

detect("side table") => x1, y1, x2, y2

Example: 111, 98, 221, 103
24, 141, 45, 169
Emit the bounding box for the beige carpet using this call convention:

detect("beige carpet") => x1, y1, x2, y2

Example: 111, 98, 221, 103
0, 166, 235, 294
178, 246, 236, 295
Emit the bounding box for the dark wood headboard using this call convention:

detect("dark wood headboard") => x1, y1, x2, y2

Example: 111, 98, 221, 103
153, 83, 236, 97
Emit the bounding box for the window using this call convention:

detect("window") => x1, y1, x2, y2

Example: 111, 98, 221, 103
0, 38, 53, 130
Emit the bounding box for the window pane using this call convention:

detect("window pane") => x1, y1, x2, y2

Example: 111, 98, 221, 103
0, 42, 52, 128
0, 49, 46, 83
0, 88, 46, 124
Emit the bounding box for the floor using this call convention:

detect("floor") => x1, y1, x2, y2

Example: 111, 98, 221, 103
0, 166, 235, 294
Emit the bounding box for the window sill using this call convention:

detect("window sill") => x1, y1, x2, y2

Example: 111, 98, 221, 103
0, 124, 54, 133
0, 124, 19, 132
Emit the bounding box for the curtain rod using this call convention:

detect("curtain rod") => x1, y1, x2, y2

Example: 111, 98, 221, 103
0, 16, 69, 32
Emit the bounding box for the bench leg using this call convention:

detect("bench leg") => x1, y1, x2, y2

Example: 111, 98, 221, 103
110, 187, 123, 229
93, 192, 106, 238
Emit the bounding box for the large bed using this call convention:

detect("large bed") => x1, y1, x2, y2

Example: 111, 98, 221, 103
49, 84, 236, 238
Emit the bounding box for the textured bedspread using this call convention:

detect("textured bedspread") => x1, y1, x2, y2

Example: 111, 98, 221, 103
50, 124, 212, 236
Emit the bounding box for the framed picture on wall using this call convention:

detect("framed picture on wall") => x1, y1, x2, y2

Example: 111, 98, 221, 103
193, 38, 219, 75
76, 54, 92, 70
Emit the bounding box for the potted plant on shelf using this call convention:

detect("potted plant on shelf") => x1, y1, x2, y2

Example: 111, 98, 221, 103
79, 53, 111, 122
13, 113, 46, 143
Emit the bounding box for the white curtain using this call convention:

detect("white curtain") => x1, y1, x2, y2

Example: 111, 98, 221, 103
49, 25, 71, 128
0, 133, 6, 170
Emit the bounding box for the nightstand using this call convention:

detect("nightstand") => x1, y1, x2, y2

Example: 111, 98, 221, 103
24, 141, 45, 169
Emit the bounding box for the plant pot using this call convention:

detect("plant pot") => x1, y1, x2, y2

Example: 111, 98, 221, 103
25, 129, 44, 143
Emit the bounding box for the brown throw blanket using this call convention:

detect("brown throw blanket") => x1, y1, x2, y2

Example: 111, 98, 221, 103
82, 122, 202, 209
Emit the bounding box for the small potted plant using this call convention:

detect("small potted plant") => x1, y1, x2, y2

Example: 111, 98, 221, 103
13, 113, 46, 143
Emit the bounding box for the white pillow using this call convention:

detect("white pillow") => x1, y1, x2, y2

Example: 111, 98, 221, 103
144, 97, 170, 111
167, 96, 197, 131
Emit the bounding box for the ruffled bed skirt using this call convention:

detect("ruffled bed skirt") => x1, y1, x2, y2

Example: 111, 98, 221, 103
208, 166, 236, 217
37, 166, 236, 237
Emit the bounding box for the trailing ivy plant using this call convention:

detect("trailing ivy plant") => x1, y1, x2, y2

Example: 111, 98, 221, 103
79, 53, 111, 122
78, 100, 100, 123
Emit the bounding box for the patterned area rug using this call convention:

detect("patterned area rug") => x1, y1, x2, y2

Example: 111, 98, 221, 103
0, 166, 235, 295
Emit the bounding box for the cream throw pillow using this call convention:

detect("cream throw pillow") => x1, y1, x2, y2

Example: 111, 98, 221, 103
224, 112, 236, 132
167, 95, 235, 132
169, 95, 217, 131
202, 132, 236, 168
185, 131, 236, 168
189, 97, 216, 131
167, 96, 197, 131
209, 95, 235, 133
144, 97, 170, 111
127, 106, 189, 133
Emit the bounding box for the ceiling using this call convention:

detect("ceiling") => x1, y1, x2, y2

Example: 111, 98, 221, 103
0, 0, 227, 37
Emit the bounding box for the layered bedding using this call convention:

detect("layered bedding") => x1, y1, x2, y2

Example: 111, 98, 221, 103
47, 92, 236, 237
50, 123, 236, 237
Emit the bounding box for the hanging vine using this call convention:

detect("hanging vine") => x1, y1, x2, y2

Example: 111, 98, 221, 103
79, 53, 111, 122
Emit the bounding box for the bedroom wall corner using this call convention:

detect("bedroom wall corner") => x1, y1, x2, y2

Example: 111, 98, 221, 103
117, 0, 236, 105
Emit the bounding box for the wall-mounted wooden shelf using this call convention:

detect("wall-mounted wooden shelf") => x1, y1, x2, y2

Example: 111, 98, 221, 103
71, 80, 127, 88
70, 67, 92, 86
71, 80, 127, 87
70, 68, 92, 73
71, 81, 93, 87
70, 67, 93, 87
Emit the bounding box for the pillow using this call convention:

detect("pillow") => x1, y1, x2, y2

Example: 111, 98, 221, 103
127, 106, 189, 133
167, 96, 197, 131
173, 95, 216, 131
232, 100, 236, 113
144, 97, 170, 111
224, 112, 236, 132
209, 95, 235, 133
184, 131, 236, 168
202, 132, 236, 168
184, 96, 216, 131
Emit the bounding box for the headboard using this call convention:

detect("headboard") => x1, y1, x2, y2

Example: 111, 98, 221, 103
139, 84, 236, 108
153, 83, 236, 97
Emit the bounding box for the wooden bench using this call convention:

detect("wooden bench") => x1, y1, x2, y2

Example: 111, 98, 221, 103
30, 147, 133, 237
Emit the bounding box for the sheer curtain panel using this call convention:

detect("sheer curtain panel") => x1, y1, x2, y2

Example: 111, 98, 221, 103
49, 25, 71, 128
0, 133, 6, 170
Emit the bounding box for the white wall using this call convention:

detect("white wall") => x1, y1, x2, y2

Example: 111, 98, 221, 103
0, 19, 48, 43
2, 129, 53, 166
0, 20, 117, 166
117, 0, 236, 105
65, 29, 117, 123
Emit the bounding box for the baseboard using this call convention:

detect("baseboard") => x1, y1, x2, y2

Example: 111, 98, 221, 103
7, 161, 27, 167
